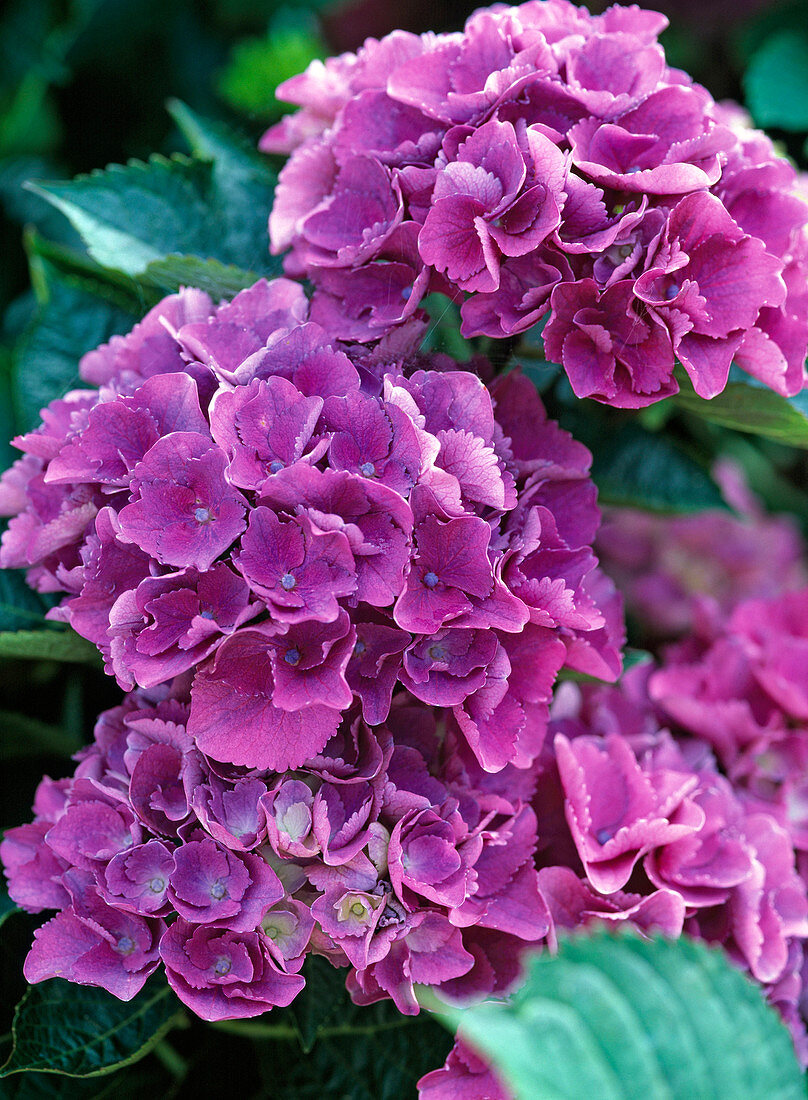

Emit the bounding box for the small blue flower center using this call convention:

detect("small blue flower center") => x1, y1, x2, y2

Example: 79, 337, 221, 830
353, 639, 366, 657
214, 956, 231, 976
116, 935, 135, 955
423, 571, 439, 589
618, 243, 634, 259
359, 461, 376, 477
269, 460, 284, 474
210, 881, 227, 900
595, 827, 613, 845
625, 165, 642, 175
665, 283, 680, 301
194, 506, 213, 524
148, 877, 165, 894
285, 648, 301, 666
281, 572, 296, 590
200, 610, 215, 620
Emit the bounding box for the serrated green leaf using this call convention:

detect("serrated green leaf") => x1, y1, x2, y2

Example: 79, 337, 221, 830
166, 100, 282, 276
434, 931, 805, 1100
674, 375, 808, 448
0, 630, 100, 665
141, 254, 260, 300
1, 979, 183, 1079
0, 1055, 174, 1100
744, 30, 808, 130
11, 265, 138, 431
26, 155, 216, 276
24, 230, 157, 316
591, 424, 725, 513
28, 109, 282, 282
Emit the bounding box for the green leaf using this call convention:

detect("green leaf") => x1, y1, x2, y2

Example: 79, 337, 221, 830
1, 979, 183, 1079
249, 1009, 451, 1100
141, 254, 260, 300
166, 100, 282, 277
674, 374, 808, 448
290, 955, 352, 1053
26, 155, 217, 276
28, 107, 282, 282
0, 629, 101, 665
0, 573, 52, 634
0, 1056, 174, 1100
745, 30, 808, 130
435, 931, 805, 1100
591, 424, 725, 513
215, 956, 452, 1097
11, 264, 138, 431
24, 230, 158, 317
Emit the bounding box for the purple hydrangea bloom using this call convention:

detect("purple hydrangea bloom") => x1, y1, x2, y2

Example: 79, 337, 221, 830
649, 586, 808, 858
539, 662, 808, 1053
0, 279, 619, 776
596, 460, 807, 640
2, 687, 551, 1022
266, 3, 808, 407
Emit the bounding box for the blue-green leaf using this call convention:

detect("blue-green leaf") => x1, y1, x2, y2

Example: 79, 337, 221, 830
432, 931, 805, 1100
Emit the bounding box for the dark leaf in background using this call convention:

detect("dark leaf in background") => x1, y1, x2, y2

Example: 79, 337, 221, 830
590, 423, 726, 513
1, 978, 184, 1079
11, 262, 138, 432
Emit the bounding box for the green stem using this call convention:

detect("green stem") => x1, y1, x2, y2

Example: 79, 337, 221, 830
211, 1016, 414, 1042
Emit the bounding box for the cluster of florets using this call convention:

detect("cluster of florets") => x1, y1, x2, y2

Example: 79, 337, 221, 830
264, 0, 808, 408
596, 460, 807, 639
0, 688, 548, 1023
0, 277, 621, 777
542, 662, 808, 1051
418, 629, 808, 1096
649, 587, 808, 871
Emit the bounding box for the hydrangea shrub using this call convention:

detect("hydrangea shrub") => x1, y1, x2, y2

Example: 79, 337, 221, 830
2, 0, 808, 1095
0, 276, 622, 777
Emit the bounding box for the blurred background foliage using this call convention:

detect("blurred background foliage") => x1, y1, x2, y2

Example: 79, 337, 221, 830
1, 0, 808, 1095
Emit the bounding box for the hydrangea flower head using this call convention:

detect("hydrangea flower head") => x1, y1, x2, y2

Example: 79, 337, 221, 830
597, 460, 807, 639
265, 2, 808, 407
2, 687, 550, 1022
0, 278, 620, 776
